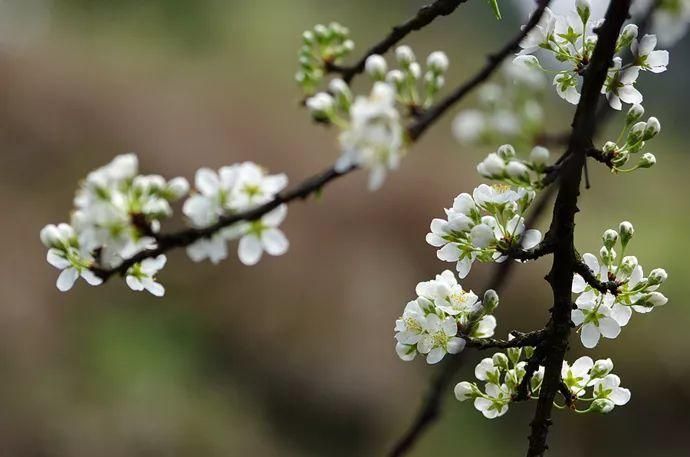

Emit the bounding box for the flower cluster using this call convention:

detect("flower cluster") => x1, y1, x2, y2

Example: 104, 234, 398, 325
40, 154, 187, 293
453, 61, 546, 147
455, 352, 630, 418
40, 155, 290, 296
596, 104, 660, 172
572, 221, 668, 348
183, 162, 289, 266
517, 1, 669, 109
305, 44, 451, 190
395, 270, 499, 364
426, 184, 542, 278
476, 144, 551, 189
295, 22, 354, 95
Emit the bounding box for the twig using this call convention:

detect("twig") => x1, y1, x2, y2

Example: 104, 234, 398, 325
406, 0, 551, 141
573, 259, 620, 295
464, 329, 547, 350
525, 2, 632, 456
331, 0, 470, 83
501, 238, 555, 262
92, 164, 357, 280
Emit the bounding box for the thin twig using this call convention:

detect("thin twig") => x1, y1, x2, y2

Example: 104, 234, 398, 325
331, 0, 470, 83
464, 329, 547, 350
406, 0, 551, 141
573, 259, 620, 295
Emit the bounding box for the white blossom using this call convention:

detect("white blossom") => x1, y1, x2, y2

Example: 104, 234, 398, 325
336, 82, 403, 191
632, 34, 669, 73
602, 58, 643, 110
126, 255, 167, 297
236, 205, 290, 266
417, 313, 466, 364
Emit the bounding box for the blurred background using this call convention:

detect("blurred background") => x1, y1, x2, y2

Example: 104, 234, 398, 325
1, 0, 688, 456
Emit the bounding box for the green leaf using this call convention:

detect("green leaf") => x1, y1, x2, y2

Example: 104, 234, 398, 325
487, 0, 502, 20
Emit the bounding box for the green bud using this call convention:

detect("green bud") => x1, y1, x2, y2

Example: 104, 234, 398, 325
600, 247, 616, 265
638, 152, 656, 168
590, 398, 615, 413
507, 347, 522, 366
483, 289, 499, 312
643, 117, 661, 140
626, 104, 645, 125
619, 221, 634, 247
590, 358, 613, 378
602, 141, 618, 153
648, 268, 668, 285
628, 121, 646, 143
492, 353, 510, 371
602, 229, 618, 249
497, 144, 516, 160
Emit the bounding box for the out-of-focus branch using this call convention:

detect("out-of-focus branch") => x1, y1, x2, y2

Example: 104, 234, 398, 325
407, 0, 551, 141
328, 0, 471, 83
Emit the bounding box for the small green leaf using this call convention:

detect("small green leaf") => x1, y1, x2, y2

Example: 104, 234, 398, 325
487, 0, 502, 20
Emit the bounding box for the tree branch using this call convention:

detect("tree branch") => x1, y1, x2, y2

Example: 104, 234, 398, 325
500, 238, 555, 262
464, 329, 547, 350
92, 164, 357, 280
330, 0, 470, 83
525, 2, 632, 456
573, 259, 620, 295
406, 0, 551, 141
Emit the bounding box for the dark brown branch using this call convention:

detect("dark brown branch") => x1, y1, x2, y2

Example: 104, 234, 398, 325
525, 2, 632, 457
464, 329, 547, 350
406, 0, 551, 141
587, 148, 616, 168
501, 238, 555, 262
330, 0, 470, 83
388, 176, 556, 457
558, 381, 575, 408
91, 164, 357, 280
573, 259, 620, 295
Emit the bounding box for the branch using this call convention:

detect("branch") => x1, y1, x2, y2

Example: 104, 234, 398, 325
587, 148, 615, 169
526, 2, 632, 456
92, 164, 357, 280
329, 0, 470, 83
406, 0, 551, 141
573, 259, 620, 295
464, 329, 547, 350
388, 356, 464, 457
515, 342, 547, 401
500, 238, 555, 262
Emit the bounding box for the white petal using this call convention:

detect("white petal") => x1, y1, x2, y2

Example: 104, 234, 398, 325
261, 228, 289, 256
446, 337, 466, 354
57, 268, 79, 291
520, 229, 542, 249
610, 303, 632, 326
599, 317, 621, 339
263, 204, 288, 227
126, 275, 144, 291
426, 347, 445, 365
571, 309, 585, 326
611, 387, 631, 405
142, 278, 165, 297
581, 323, 601, 348
47, 249, 71, 269
456, 256, 472, 278
582, 253, 599, 275
238, 235, 263, 266
572, 274, 586, 293
438, 243, 460, 262
81, 270, 103, 286
195, 168, 220, 196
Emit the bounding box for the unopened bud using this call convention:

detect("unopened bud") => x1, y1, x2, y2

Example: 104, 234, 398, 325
626, 104, 645, 124
619, 221, 634, 246
365, 54, 387, 79
602, 229, 618, 249
639, 152, 656, 168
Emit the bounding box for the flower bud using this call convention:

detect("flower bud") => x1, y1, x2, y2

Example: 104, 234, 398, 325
329, 78, 350, 96
619, 221, 634, 246
497, 144, 516, 159
506, 161, 529, 179
341, 40, 355, 53
492, 353, 510, 371
643, 117, 661, 140
454, 381, 477, 401
477, 153, 506, 178
600, 247, 616, 265
306, 92, 335, 120
313, 24, 328, 40
395, 45, 416, 65
408, 62, 422, 80
628, 121, 646, 143
619, 256, 638, 276
602, 229, 618, 249
611, 150, 630, 167
602, 141, 618, 154
385, 69, 405, 87
513, 54, 543, 71
483, 289, 499, 313
591, 398, 615, 414
621, 24, 639, 41
365, 54, 387, 79
639, 152, 656, 169
648, 291, 668, 306
529, 146, 550, 165
507, 346, 522, 366
427, 51, 449, 73
40, 224, 64, 248
302, 30, 315, 45
166, 177, 190, 200
626, 104, 644, 124
576, 0, 591, 22
591, 358, 614, 378
648, 268, 668, 285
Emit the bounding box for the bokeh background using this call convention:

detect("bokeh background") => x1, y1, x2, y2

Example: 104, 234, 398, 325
1, 0, 688, 456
